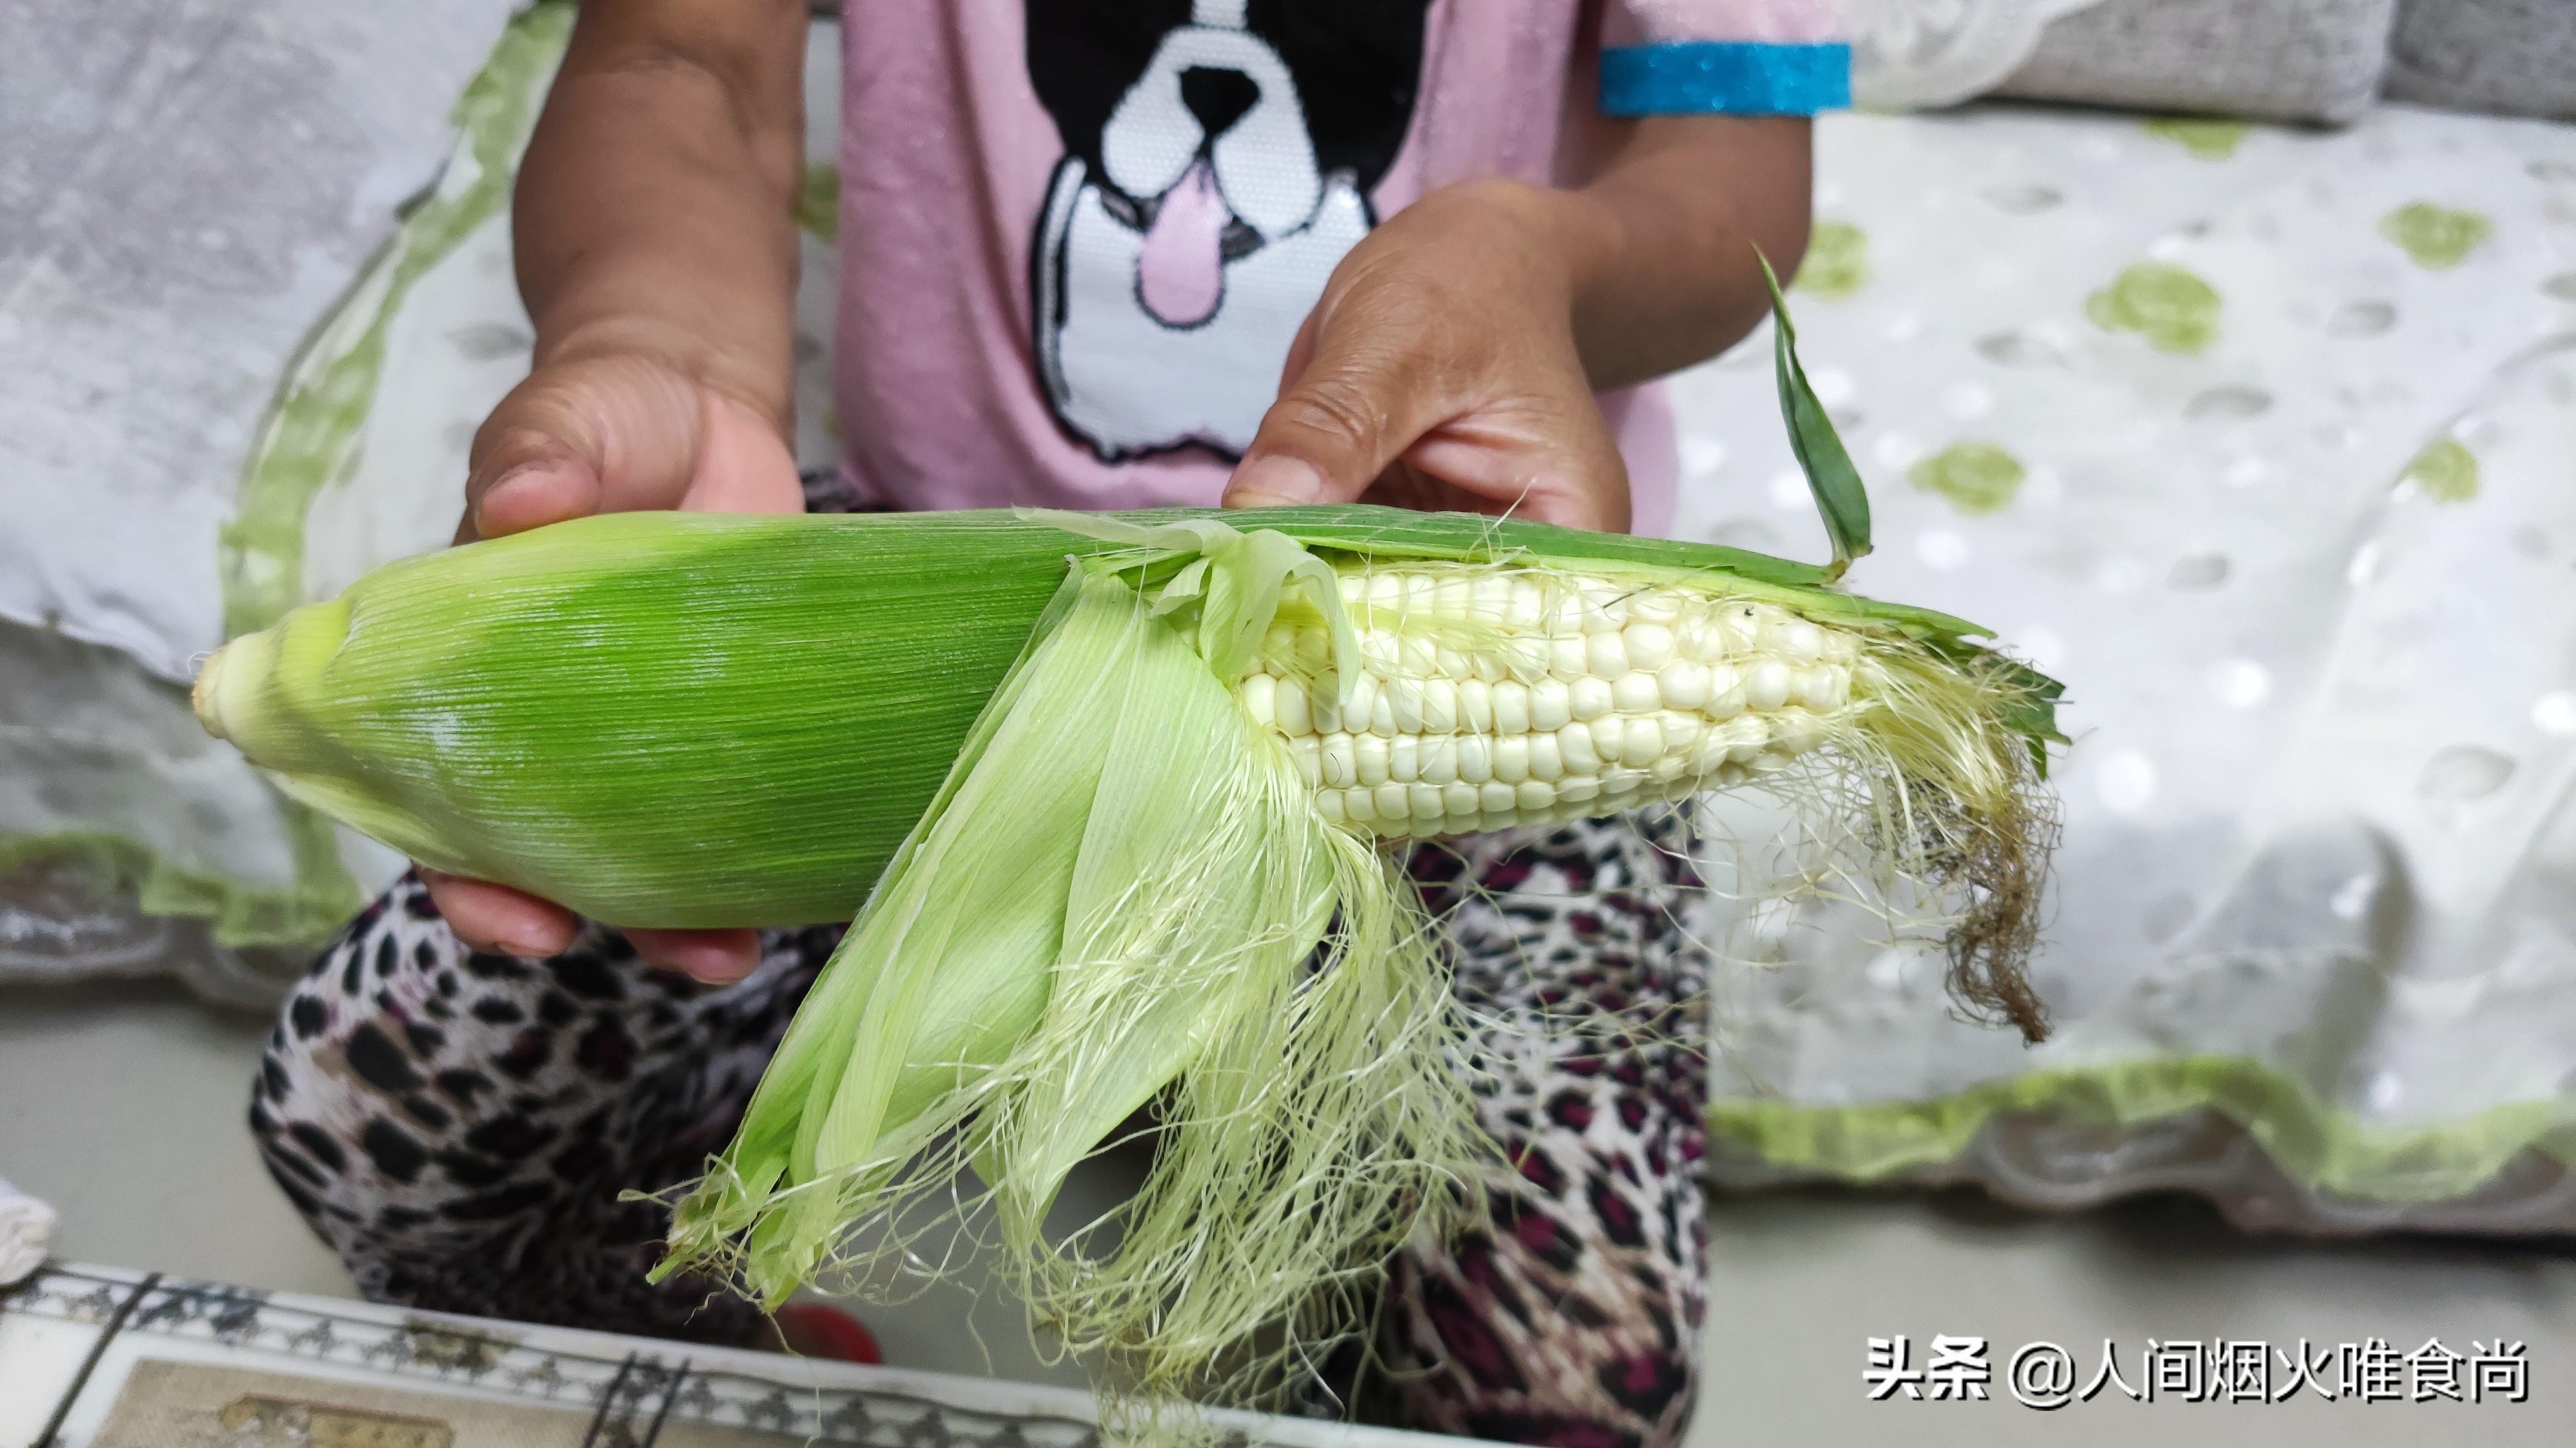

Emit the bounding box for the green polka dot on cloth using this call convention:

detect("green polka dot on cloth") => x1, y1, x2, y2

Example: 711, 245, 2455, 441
1795, 222, 1870, 301
2143, 118, 2251, 161
1909, 442, 2027, 515
2380, 204, 2491, 270
797, 163, 840, 242
2087, 263, 2222, 355
2402, 437, 2480, 502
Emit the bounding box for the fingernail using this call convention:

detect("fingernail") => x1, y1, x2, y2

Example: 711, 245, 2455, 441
474, 467, 548, 532
500, 937, 559, 962
689, 957, 757, 986
1224, 456, 1324, 508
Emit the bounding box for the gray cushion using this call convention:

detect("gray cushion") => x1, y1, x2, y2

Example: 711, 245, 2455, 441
1995, 0, 2400, 125
2385, 0, 2576, 120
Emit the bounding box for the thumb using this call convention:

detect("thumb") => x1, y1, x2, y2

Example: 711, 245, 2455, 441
461, 356, 710, 541
1223, 296, 1451, 511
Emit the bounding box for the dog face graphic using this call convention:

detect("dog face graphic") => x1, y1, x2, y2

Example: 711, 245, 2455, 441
1027, 0, 1432, 461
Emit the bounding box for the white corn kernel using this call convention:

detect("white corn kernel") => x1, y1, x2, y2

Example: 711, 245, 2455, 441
1693, 732, 1733, 776
1588, 716, 1625, 764
1274, 681, 1311, 737
1659, 660, 1712, 710
1309, 686, 1343, 735
1624, 622, 1675, 672
1630, 590, 1683, 626
1568, 677, 1614, 722
1422, 678, 1460, 734
1491, 734, 1530, 783
1368, 573, 1404, 610
1457, 678, 1494, 733
1480, 781, 1518, 813
1722, 717, 1773, 762
1790, 667, 1830, 710
1401, 634, 1439, 676
1440, 781, 1478, 818
1471, 649, 1508, 683
1435, 575, 1475, 618
1435, 645, 1471, 682
1376, 782, 1413, 820
1619, 715, 1663, 768
1745, 659, 1793, 713
1345, 671, 1379, 726
1411, 783, 1445, 820
1612, 672, 1661, 715
1388, 677, 1426, 734
1558, 776, 1601, 805
1586, 631, 1630, 679
1492, 681, 1533, 735
1507, 579, 1548, 629
1318, 789, 1345, 826
1548, 637, 1589, 681
1530, 679, 1573, 731
1677, 610, 1724, 663
1455, 735, 1491, 784
1355, 734, 1391, 787
1420, 737, 1459, 786
1529, 731, 1565, 781
1517, 779, 1558, 811
1291, 736, 1322, 787
1241, 673, 1278, 728
1775, 711, 1828, 754
1704, 663, 1745, 718
1660, 712, 1704, 759
1719, 605, 1764, 652
1370, 688, 1396, 737
1296, 626, 1331, 673
1320, 733, 1358, 788
1559, 722, 1602, 775
1580, 583, 1628, 632
1547, 588, 1588, 637
1780, 620, 1826, 662
1344, 787, 1378, 824
1389, 735, 1419, 784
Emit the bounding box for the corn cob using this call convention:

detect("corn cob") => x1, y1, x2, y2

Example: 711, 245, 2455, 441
1251, 569, 1855, 836
194, 278, 2065, 1422
194, 502, 2060, 1403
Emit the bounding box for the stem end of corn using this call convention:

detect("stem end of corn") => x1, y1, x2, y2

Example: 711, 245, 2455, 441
192, 642, 233, 742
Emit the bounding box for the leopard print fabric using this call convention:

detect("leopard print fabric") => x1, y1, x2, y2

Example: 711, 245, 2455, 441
1373, 813, 1710, 1447
247, 873, 838, 1348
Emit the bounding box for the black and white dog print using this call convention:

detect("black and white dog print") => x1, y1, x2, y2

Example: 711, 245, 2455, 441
1026, 0, 1433, 461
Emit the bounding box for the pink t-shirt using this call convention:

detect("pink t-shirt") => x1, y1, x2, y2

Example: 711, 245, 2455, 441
831, 1, 1847, 540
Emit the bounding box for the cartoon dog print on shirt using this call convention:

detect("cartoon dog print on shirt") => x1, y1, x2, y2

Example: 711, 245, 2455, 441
1027, 0, 1432, 461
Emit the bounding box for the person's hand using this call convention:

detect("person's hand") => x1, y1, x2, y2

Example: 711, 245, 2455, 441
1222, 179, 1632, 534
422, 342, 803, 985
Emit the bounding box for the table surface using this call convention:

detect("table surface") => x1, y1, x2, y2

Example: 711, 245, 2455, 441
5, 977, 2572, 1445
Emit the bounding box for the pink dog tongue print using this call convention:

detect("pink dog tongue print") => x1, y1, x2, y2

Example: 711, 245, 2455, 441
1136, 157, 1230, 328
